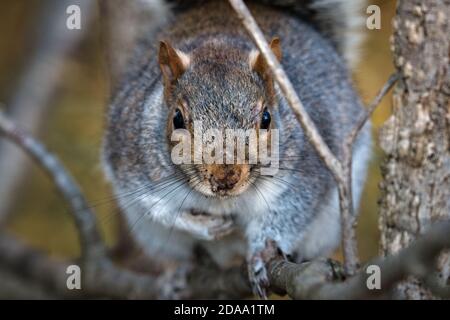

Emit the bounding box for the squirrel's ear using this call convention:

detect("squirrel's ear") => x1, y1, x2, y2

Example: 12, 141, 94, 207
250, 37, 282, 76
158, 41, 190, 85
269, 37, 282, 61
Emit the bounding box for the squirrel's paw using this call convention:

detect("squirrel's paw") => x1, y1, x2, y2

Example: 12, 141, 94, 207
183, 212, 235, 240
247, 239, 283, 299
248, 253, 270, 299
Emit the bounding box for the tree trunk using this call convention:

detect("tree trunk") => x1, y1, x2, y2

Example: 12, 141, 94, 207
379, 0, 450, 299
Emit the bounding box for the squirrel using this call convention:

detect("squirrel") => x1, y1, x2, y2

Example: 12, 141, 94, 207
102, 0, 371, 298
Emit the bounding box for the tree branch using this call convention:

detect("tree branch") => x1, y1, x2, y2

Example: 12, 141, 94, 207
228, 0, 401, 276
0, 111, 103, 260
293, 222, 450, 299
228, 0, 363, 274
345, 72, 400, 150
0, 0, 447, 301
1, 218, 449, 299
227, 0, 344, 182
0, 0, 95, 225
1, 110, 449, 299
0, 233, 81, 299
339, 72, 400, 274
0, 109, 250, 299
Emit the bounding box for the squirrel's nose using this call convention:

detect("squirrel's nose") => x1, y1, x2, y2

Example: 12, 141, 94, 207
210, 165, 241, 191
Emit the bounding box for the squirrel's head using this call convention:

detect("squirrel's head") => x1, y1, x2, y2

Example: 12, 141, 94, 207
158, 38, 281, 198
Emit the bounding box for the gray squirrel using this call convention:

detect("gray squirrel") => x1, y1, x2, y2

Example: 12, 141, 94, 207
102, 0, 371, 298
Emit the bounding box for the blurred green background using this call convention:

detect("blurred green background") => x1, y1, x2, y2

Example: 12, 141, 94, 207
0, 0, 396, 263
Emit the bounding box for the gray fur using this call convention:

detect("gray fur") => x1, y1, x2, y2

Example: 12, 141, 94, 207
102, 0, 372, 273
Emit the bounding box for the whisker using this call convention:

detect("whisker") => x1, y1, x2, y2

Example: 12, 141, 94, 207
126, 179, 190, 236
157, 177, 203, 255
98, 173, 190, 227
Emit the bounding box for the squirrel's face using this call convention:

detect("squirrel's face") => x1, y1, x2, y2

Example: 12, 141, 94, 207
158, 39, 281, 198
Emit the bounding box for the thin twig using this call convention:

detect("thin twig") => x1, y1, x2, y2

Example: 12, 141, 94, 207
0, 1, 443, 301
0, 0, 95, 225
310, 222, 450, 299
0, 111, 103, 260
228, 0, 401, 276
1, 220, 449, 299
0, 110, 247, 299
268, 221, 450, 299
339, 72, 400, 274
1, 109, 449, 299
228, 0, 366, 273
346, 72, 400, 150
227, 0, 344, 183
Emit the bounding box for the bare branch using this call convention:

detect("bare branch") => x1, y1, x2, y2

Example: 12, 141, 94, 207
0, 233, 81, 299
346, 72, 400, 150
0, 110, 250, 299
0, 1, 446, 301
0, 0, 96, 224
0, 231, 248, 299
1, 220, 449, 299
228, 1, 402, 276
227, 0, 364, 273
338, 72, 400, 274
227, 0, 344, 182
0, 111, 103, 260
0, 110, 448, 299
0, 267, 57, 299
311, 222, 450, 299
267, 222, 450, 299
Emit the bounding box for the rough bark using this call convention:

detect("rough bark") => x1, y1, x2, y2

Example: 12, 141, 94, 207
379, 0, 450, 299
1, 0, 449, 300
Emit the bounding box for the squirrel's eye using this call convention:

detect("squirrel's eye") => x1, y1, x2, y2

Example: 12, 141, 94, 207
260, 108, 271, 129
173, 108, 185, 129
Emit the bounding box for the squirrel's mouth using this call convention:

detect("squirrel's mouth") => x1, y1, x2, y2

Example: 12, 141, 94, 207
184, 164, 254, 198
194, 181, 252, 198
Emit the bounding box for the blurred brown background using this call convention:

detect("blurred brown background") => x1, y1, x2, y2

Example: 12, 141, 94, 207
0, 0, 396, 263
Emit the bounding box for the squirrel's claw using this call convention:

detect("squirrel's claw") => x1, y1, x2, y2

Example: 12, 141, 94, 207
247, 239, 284, 299
248, 254, 270, 299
